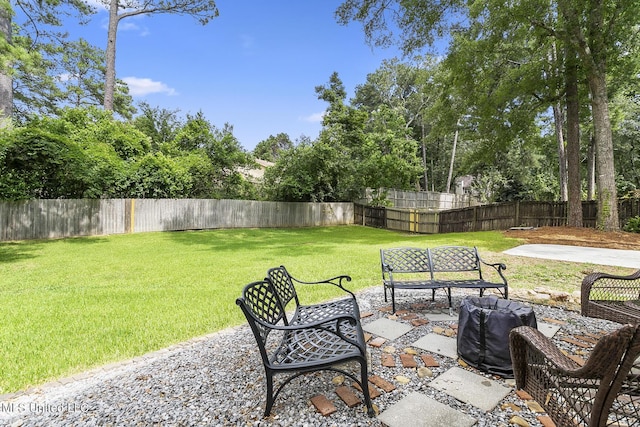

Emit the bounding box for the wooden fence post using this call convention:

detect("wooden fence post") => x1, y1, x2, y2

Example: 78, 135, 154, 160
124, 199, 135, 233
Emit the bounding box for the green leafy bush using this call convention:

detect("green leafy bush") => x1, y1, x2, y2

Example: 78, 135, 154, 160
623, 216, 640, 233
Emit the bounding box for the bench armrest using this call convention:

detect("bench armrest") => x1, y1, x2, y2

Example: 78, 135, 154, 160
478, 257, 508, 284
289, 273, 356, 298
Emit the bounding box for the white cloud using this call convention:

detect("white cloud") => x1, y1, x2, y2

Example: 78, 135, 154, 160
301, 112, 324, 123
122, 77, 177, 96
99, 15, 150, 36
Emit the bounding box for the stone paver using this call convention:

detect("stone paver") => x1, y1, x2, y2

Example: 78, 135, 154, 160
424, 312, 458, 322
362, 318, 412, 340
429, 367, 512, 411
411, 333, 458, 359
537, 322, 561, 338
377, 391, 477, 427
310, 394, 337, 416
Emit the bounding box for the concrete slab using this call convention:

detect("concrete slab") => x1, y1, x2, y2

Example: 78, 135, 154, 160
504, 244, 640, 269
377, 391, 477, 427
429, 367, 511, 411
412, 333, 458, 359
424, 312, 458, 322
537, 322, 560, 338
363, 318, 412, 340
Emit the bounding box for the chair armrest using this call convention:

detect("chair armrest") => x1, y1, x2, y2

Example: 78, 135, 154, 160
511, 325, 636, 383
510, 327, 581, 378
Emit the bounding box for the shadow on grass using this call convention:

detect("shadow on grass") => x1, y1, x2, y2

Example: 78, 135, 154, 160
0, 241, 42, 263
163, 225, 520, 254
0, 235, 110, 264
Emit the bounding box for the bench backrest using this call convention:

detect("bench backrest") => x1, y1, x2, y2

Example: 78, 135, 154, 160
380, 247, 431, 274
429, 246, 480, 273
266, 266, 299, 322
236, 280, 285, 365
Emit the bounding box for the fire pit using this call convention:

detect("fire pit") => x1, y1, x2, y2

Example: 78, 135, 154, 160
457, 295, 537, 378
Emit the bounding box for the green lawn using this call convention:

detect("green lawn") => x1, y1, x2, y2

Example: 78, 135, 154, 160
0, 225, 628, 394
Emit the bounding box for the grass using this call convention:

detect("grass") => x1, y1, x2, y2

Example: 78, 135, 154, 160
0, 225, 633, 394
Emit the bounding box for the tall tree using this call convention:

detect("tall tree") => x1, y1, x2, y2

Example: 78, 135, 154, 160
337, 0, 638, 230
253, 133, 293, 162
102, 0, 219, 111
0, 0, 93, 122
0, 2, 12, 121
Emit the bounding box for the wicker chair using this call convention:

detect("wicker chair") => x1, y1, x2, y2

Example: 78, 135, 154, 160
582, 269, 640, 325
510, 324, 640, 427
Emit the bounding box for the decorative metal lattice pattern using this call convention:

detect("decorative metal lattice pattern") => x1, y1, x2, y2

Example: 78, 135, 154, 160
380, 247, 431, 273
429, 246, 479, 272
291, 298, 357, 327
267, 266, 298, 310
272, 324, 361, 366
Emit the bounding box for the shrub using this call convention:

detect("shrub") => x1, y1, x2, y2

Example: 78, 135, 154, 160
623, 216, 640, 233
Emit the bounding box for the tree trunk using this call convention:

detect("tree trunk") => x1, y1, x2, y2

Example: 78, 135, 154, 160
588, 71, 618, 230
565, 43, 582, 227
446, 119, 459, 193
552, 103, 567, 201
0, 8, 12, 123
421, 121, 428, 191
587, 134, 596, 200
103, 0, 120, 111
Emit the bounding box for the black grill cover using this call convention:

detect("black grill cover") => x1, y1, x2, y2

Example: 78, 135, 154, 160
457, 295, 537, 378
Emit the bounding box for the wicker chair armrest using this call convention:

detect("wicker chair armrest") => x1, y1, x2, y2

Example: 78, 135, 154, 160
510, 326, 579, 374
512, 324, 637, 380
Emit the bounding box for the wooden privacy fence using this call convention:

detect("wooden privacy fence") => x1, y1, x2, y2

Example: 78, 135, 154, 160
355, 199, 640, 234
0, 199, 354, 241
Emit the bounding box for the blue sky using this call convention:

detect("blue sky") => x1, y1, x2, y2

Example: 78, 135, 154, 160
67, 1, 405, 151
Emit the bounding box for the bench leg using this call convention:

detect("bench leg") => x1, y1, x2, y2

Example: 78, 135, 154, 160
264, 371, 275, 417
391, 286, 396, 313
359, 356, 375, 416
